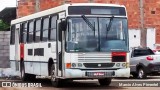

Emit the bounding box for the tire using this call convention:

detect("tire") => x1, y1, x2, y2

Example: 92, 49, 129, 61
137, 68, 147, 79
20, 61, 36, 81
98, 78, 112, 86
50, 64, 62, 87
132, 73, 138, 78
20, 61, 27, 81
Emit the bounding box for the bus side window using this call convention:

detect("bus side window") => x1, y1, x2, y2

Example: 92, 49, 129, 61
42, 17, 49, 41
21, 23, 27, 43
35, 19, 41, 42
10, 25, 15, 45
28, 21, 34, 43
50, 16, 57, 41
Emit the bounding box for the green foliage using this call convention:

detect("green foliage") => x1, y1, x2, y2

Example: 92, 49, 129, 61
0, 19, 10, 31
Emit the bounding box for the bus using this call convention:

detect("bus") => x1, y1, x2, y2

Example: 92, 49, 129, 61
10, 3, 130, 87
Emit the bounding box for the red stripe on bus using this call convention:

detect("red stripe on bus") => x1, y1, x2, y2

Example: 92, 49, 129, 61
20, 43, 24, 60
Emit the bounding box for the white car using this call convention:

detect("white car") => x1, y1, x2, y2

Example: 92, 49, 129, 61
130, 47, 160, 79
153, 49, 160, 55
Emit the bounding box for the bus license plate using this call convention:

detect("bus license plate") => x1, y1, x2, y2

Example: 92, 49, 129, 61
93, 72, 105, 76
86, 72, 113, 77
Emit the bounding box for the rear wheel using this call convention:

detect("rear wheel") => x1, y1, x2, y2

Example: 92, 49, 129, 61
98, 78, 112, 86
20, 61, 36, 81
132, 73, 138, 78
137, 68, 147, 79
50, 64, 62, 87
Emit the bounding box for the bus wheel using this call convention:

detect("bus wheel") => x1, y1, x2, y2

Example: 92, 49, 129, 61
50, 64, 61, 87
98, 78, 112, 86
20, 61, 35, 81
20, 61, 28, 81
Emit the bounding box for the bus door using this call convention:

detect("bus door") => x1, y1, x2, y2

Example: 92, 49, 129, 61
56, 19, 66, 77
15, 24, 20, 71
56, 20, 62, 77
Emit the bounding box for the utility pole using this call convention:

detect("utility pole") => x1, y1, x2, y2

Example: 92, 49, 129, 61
88, 0, 94, 3
139, 0, 146, 47
16, 0, 19, 18
35, 0, 40, 12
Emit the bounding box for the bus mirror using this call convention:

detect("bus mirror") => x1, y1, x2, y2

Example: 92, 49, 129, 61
59, 21, 67, 31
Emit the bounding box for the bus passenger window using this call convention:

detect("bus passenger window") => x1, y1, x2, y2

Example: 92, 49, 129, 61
50, 16, 57, 41
35, 19, 41, 42
42, 17, 49, 41
10, 25, 15, 44
28, 21, 34, 43
22, 23, 27, 43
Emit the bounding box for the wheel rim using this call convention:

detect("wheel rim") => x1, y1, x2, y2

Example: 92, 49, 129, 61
21, 68, 24, 78
138, 69, 144, 78
51, 66, 56, 82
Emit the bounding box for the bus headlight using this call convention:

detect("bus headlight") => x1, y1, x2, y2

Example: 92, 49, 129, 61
72, 63, 76, 68
116, 63, 120, 67
122, 63, 126, 67
78, 63, 82, 67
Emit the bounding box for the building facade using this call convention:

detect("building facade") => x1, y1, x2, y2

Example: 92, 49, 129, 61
17, 0, 160, 45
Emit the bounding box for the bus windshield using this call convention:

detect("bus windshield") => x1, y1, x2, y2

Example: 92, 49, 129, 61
66, 17, 128, 52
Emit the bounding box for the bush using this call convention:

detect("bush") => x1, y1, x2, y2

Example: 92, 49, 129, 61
0, 19, 10, 31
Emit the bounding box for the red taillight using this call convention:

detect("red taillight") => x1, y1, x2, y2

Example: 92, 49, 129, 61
112, 52, 126, 62
146, 56, 154, 61
152, 50, 156, 52
112, 52, 126, 56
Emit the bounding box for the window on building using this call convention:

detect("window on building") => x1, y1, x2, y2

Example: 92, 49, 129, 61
42, 17, 49, 41
50, 16, 57, 41
10, 25, 15, 44
28, 21, 34, 43
35, 19, 41, 42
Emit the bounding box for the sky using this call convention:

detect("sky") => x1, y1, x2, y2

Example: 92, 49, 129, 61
0, 0, 17, 11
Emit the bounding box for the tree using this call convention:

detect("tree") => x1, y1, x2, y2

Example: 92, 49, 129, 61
0, 19, 10, 31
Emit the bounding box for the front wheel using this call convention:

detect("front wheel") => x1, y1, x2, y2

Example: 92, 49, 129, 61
98, 78, 112, 86
50, 64, 62, 87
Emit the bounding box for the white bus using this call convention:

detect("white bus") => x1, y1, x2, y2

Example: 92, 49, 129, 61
10, 3, 130, 87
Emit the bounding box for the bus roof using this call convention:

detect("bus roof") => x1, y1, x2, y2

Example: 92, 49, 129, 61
11, 3, 126, 24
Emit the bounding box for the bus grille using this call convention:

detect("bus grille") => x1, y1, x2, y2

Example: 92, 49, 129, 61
78, 53, 111, 63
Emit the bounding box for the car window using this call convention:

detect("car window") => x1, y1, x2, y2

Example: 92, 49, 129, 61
133, 49, 154, 57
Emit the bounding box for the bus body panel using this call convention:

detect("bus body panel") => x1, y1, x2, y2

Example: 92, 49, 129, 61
64, 68, 130, 78
23, 42, 56, 76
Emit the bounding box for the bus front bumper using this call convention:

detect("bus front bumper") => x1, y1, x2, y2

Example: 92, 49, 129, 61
64, 68, 130, 79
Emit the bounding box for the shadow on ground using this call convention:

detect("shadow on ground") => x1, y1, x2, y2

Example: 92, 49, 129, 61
24, 79, 127, 90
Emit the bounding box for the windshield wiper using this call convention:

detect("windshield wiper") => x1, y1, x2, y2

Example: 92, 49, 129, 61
81, 15, 95, 31
106, 16, 114, 38
106, 16, 114, 31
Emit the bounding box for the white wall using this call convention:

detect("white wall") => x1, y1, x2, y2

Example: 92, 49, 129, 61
146, 28, 156, 49
129, 29, 141, 49
128, 28, 156, 50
